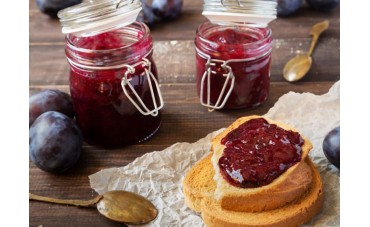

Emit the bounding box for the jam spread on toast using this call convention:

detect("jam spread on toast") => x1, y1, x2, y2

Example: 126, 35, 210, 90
219, 118, 303, 188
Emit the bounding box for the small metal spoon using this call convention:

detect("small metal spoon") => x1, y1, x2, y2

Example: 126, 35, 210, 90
29, 190, 158, 225
283, 20, 330, 82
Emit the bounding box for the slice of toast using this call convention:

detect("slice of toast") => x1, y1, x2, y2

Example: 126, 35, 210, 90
183, 152, 314, 213
211, 115, 313, 212
200, 157, 324, 227
183, 153, 216, 212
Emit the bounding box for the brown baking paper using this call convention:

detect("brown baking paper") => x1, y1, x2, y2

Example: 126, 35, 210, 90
89, 81, 340, 226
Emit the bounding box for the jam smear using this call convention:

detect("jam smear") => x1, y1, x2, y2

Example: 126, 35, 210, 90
219, 118, 304, 188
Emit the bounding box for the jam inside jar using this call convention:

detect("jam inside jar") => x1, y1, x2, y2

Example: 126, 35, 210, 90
195, 22, 273, 110
65, 22, 162, 147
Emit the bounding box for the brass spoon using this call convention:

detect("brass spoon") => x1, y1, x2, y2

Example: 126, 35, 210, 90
283, 20, 330, 82
29, 190, 158, 224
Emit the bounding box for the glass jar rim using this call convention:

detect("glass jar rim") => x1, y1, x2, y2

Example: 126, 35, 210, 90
196, 21, 272, 49
65, 21, 153, 69
66, 21, 150, 53
58, 0, 142, 37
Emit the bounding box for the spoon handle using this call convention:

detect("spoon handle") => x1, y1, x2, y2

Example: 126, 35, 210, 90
307, 20, 330, 57
29, 193, 103, 207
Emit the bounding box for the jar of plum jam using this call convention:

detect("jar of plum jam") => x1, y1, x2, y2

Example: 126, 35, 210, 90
58, 1, 163, 147
195, 22, 273, 110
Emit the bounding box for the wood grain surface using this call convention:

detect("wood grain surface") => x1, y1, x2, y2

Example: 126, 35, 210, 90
29, 0, 340, 226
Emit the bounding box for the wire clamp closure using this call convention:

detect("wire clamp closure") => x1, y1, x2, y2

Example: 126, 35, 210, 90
121, 58, 164, 116
200, 58, 235, 111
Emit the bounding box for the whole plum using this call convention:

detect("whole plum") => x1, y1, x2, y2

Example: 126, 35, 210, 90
137, 0, 155, 26
152, 0, 183, 20
29, 111, 83, 173
277, 0, 303, 17
29, 89, 74, 127
36, 0, 82, 18
323, 126, 340, 169
306, 0, 339, 11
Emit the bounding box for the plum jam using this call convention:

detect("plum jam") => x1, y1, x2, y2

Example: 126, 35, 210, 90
65, 22, 163, 147
195, 22, 272, 110
219, 118, 304, 188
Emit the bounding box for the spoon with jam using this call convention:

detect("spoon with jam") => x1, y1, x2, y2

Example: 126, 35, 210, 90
29, 190, 158, 224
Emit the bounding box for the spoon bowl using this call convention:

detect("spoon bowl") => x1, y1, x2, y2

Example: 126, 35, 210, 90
283, 54, 312, 82
29, 190, 158, 224
97, 190, 158, 224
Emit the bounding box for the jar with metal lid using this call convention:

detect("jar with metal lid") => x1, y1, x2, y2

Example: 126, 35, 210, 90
58, 0, 163, 147
195, 22, 272, 110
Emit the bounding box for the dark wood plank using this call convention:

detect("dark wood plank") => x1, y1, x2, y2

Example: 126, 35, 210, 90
30, 38, 339, 87
29, 82, 334, 151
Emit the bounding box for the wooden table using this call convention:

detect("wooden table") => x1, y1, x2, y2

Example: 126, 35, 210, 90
29, 1, 340, 226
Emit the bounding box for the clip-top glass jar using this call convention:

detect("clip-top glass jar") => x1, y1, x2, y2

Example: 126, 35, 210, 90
59, 1, 163, 147
195, 22, 273, 110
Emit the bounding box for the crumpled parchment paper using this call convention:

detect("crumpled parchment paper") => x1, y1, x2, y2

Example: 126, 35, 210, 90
89, 81, 340, 227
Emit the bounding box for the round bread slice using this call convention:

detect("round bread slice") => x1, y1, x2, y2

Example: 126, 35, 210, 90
211, 115, 313, 212
183, 153, 215, 212
200, 157, 324, 227
183, 153, 313, 214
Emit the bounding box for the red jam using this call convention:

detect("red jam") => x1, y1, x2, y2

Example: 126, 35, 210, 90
195, 22, 272, 109
66, 22, 161, 147
219, 118, 304, 188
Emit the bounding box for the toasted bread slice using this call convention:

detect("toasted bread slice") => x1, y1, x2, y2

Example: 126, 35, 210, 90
211, 115, 313, 212
183, 153, 216, 212
183, 153, 313, 214
200, 157, 324, 227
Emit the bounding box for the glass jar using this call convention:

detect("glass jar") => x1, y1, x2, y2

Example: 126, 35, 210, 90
61, 3, 163, 147
195, 22, 273, 110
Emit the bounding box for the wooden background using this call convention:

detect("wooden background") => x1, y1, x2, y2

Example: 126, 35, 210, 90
29, 0, 340, 226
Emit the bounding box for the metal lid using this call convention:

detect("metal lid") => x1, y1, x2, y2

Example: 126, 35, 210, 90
58, 0, 142, 37
203, 0, 277, 27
